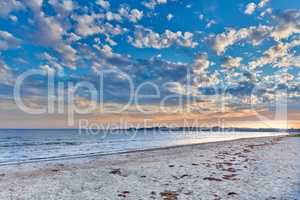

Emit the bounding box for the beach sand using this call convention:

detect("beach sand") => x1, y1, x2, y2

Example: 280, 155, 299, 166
0, 136, 299, 200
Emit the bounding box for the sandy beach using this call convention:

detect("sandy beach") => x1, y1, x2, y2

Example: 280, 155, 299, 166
0, 136, 299, 200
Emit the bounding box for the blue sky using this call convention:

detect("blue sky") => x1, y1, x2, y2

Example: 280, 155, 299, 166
1, 0, 300, 128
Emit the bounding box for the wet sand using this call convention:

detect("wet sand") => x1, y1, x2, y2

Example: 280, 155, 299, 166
0, 136, 299, 200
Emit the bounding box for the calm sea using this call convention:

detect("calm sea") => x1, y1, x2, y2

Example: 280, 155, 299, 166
0, 129, 285, 165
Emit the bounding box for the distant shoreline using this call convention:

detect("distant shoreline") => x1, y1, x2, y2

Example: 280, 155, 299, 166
0, 127, 299, 133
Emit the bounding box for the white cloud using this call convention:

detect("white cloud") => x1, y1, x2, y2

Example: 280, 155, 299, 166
23, 0, 66, 46
191, 53, 220, 88
244, 0, 270, 15
249, 43, 286, 69
0, 0, 23, 17
96, 0, 110, 10
212, 29, 245, 55
258, 0, 270, 8
206, 20, 217, 28
105, 11, 122, 21
40, 64, 55, 74
25, 0, 43, 12
166, 13, 173, 21
260, 8, 272, 17
75, 14, 127, 37
40, 52, 63, 70
0, 30, 20, 50
63, 0, 73, 11
248, 25, 273, 45
118, 7, 143, 23
24, 1, 80, 69
0, 59, 14, 85
23, 0, 78, 69
129, 26, 198, 49
34, 15, 64, 45
9, 15, 17, 22
222, 56, 243, 68
93, 44, 114, 57
101, 23, 127, 36
75, 14, 102, 37
212, 25, 272, 55
193, 53, 210, 74
128, 9, 143, 22
166, 82, 189, 95
48, 0, 74, 16
104, 36, 116, 46
143, 0, 167, 9
245, 2, 256, 15
271, 10, 300, 41
68, 32, 81, 42
55, 44, 77, 68
199, 14, 204, 21
249, 39, 300, 69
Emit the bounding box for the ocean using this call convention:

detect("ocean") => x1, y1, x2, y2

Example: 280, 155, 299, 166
0, 129, 286, 165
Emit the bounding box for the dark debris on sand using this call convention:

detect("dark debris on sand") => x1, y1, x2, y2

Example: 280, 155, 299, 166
203, 177, 223, 182
160, 190, 179, 200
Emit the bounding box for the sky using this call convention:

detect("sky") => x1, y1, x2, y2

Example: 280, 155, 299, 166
0, 0, 300, 129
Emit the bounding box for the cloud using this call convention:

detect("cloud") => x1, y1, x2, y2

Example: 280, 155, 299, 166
0, 59, 14, 86
0, 0, 24, 17
192, 53, 220, 88
25, 0, 43, 12
67, 32, 81, 42
193, 53, 210, 74
206, 20, 217, 29
48, 0, 74, 16
23, 0, 65, 46
105, 11, 122, 21
249, 39, 300, 69
86, 49, 190, 102
271, 10, 300, 41
75, 14, 126, 37
75, 14, 102, 37
55, 43, 77, 68
166, 13, 173, 21
40, 52, 63, 70
34, 15, 65, 45
227, 80, 256, 97
211, 25, 272, 55
93, 44, 114, 57
258, 0, 270, 8
129, 26, 198, 49
245, 3, 256, 15
129, 9, 143, 22
244, 0, 270, 15
143, 0, 167, 9
212, 28, 246, 55
96, 0, 110, 10
118, 7, 143, 23
87, 41, 188, 84
23, 0, 80, 69
0, 30, 20, 50
222, 56, 243, 68
2, 0, 300, 121
260, 8, 272, 17
249, 43, 288, 69
165, 82, 189, 95
9, 15, 18, 22
40, 64, 55, 74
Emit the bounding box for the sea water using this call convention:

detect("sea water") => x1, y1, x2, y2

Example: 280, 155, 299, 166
0, 129, 286, 165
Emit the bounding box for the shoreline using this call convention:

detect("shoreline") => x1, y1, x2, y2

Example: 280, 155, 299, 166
0, 133, 287, 167
0, 136, 299, 199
